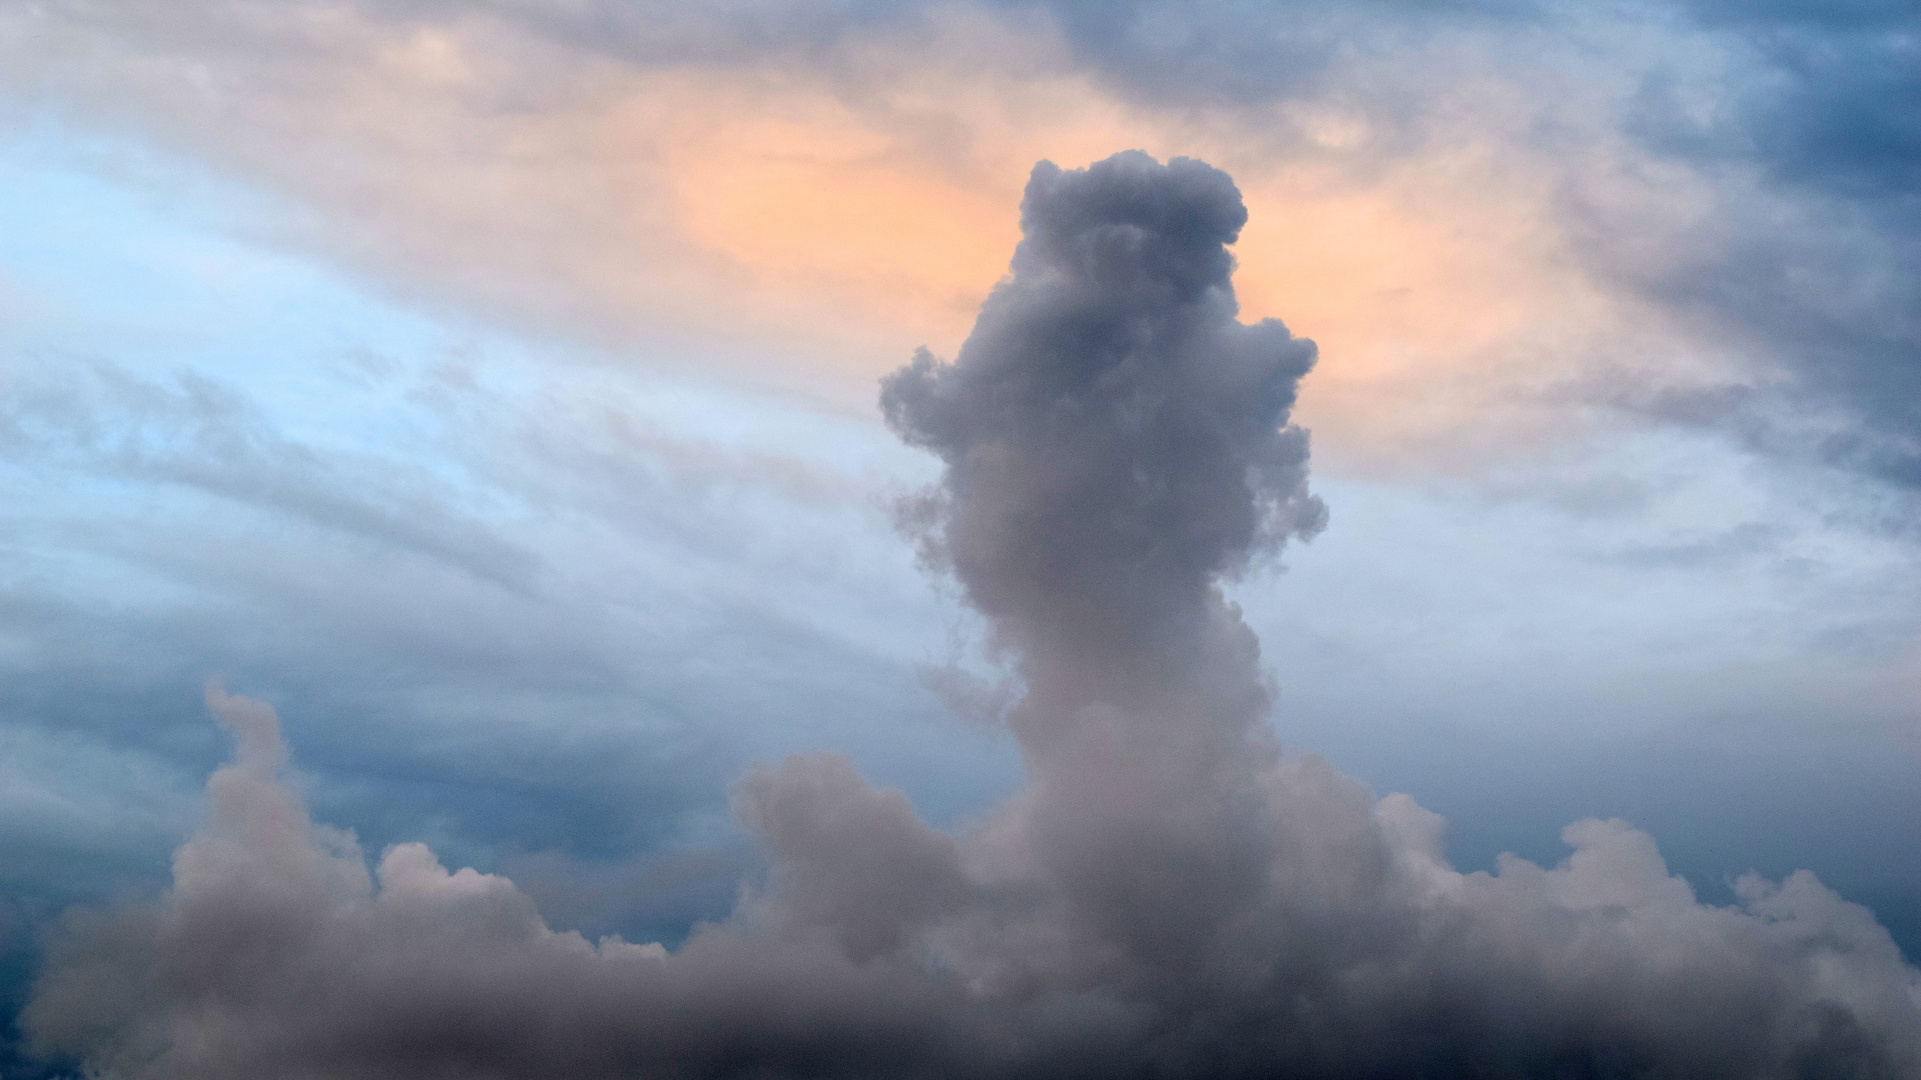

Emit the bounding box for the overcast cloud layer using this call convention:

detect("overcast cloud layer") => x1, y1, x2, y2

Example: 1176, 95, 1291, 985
3, 0, 1914, 475
23, 155, 1921, 1080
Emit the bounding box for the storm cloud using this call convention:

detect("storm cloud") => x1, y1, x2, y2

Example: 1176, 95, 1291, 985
25, 154, 1921, 1080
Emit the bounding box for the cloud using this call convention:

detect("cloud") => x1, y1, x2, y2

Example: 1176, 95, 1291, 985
1564, 0, 1921, 491
25, 153, 1921, 1080
0, 0, 1750, 475
0, 307, 984, 968
0, 359, 538, 588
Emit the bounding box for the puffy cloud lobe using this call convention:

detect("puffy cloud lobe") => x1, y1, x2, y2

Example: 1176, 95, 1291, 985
27, 689, 973, 1080
26, 155, 1921, 1079
880, 153, 1325, 633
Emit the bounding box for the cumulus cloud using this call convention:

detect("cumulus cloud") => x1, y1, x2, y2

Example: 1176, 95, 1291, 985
26, 154, 1921, 1080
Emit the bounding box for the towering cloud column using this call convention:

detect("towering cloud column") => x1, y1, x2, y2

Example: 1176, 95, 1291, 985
880, 151, 1326, 981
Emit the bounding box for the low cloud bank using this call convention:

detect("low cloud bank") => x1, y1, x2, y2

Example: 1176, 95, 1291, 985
27, 153, 1921, 1079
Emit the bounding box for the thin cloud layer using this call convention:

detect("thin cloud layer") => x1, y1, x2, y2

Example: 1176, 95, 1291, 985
27, 154, 1921, 1080
6, 0, 1867, 477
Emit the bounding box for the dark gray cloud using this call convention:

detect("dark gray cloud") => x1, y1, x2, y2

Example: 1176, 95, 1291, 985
1594, 0, 1921, 490
25, 153, 1921, 1080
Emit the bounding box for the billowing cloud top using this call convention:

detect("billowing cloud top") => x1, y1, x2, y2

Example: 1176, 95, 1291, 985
24, 154, 1921, 1080
882, 152, 1323, 658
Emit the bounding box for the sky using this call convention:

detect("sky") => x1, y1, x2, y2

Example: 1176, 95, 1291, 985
1, 1, 1919, 1076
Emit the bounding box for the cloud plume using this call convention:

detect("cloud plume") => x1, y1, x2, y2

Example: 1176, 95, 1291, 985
25, 153, 1921, 1079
